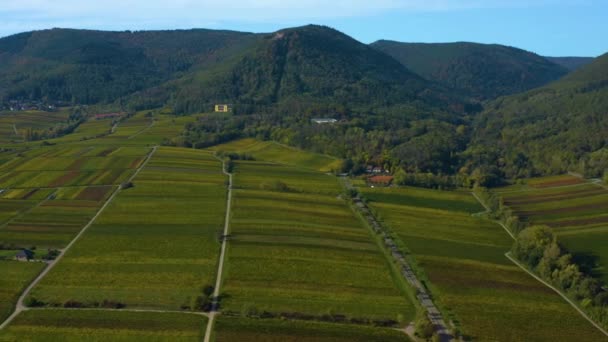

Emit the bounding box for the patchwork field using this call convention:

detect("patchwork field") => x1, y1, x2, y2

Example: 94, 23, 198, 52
0, 261, 45, 323
497, 175, 608, 283
362, 186, 605, 341
0, 110, 71, 144
0, 146, 147, 189
221, 160, 414, 322
209, 138, 341, 172
0, 309, 206, 341
27, 147, 227, 309
214, 316, 408, 342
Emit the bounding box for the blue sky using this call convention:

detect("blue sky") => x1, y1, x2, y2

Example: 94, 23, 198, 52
1, 0, 606, 56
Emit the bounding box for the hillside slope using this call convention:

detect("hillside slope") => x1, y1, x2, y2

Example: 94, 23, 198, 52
166, 25, 465, 116
469, 52, 608, 180
371, 40, 569, 100
545, 56, 595, 71
0, 28, 258, 104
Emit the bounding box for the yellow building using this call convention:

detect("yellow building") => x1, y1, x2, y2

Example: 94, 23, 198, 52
214, 104, 231, 113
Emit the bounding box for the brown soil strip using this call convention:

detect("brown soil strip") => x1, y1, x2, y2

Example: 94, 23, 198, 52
76, 186, 111, 201
517, 202, 608, 218
549, 215, 608, 228
49, 171, 79, 187
504, 188, 606, 205
531, 178, 584, 188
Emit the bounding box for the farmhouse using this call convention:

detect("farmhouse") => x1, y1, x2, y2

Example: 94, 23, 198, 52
366, 166, 386, 174
311, 118, 337, 124
215, 104, 231, 113
15, 249, 34, 262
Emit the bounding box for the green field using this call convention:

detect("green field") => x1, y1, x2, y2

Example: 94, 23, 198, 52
209, 138, 341, 172
27, 147, 227, 309
0, 110, 72, 144
0, 309, 206, 341
0, 261, 45, 323
213, 316, 408, 342
221, 160, 414, 322
497, 175, 608, 283
362, 186, 606, 341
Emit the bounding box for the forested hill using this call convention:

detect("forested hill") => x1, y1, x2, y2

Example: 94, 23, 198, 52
469, 52, 608, 181
0, 28, 259, 104
156, 25, 468, 116
545, 56, 595, 71
370, 40, 569, 100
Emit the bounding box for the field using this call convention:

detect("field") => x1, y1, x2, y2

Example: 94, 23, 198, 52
0, 261, 45, 323
0, 145, 150, 249
497, 175, 608, 283
0, 110, 72, 144
27, 147, 227, 309
213, 316, 408, 342
362, 186, 606, 341
0, 309, 206, 341
220, 160, 414, 322
209, 138, 341, 172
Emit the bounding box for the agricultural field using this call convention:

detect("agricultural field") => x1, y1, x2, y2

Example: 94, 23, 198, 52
0, 110, 72, 144
497, 175, 608, 283
362, 186, 606, 341
0, 261, 45, 323
0, 186, 115, 249
213, 316, 408, 342
221, 160, 414, 322
0, 146, 147, 189
209, 138, 341, 172
27, 147, 227, 309
232, 161, 342, 195
0, 309, 206, 341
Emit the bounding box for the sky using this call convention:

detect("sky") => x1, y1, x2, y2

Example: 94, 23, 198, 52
0, 0, 606, 57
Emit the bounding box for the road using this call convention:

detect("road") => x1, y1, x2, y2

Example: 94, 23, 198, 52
203, 156, 233, 342
0, 146, 157, 331
342, 177, 453, 341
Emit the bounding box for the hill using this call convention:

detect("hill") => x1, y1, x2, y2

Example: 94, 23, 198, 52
370, 40, 569, 100
545, 56, 595, 71
163, 25, 465, 116
468, 52, 608, 181
0, 28, 259, 104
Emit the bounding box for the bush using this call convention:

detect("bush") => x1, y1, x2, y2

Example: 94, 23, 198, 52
120, 181, 134, 190
25, 297, 44, 307
260, 180, 290, 192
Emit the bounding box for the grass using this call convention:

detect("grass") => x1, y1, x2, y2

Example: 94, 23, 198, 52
27, 147, 227, 310
0, 110, 72, 144
213, 316, 409, 342
221, 161, 414, 322
497, 175, 608, 283
0, 309, 206, 341
208, 138, 342, 172
0, 261, 45, 323
233, 161, 342, 195
361, 186, 606, 341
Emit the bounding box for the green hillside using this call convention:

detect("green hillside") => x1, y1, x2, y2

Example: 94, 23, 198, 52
164, 25, 464, 115
371, 40, 569, 100
545, 56, 595, 71
0, 28, 258, 104
469, 52, 608, 180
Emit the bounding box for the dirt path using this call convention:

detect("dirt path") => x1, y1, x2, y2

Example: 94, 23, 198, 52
471, 191, 608, 338
471, 192, 515, 239
203, 156, 233, 342
127, 119, 155, 140
342, 177, 453, 341
0, 147, 157, 331
506, 253, 608, 338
